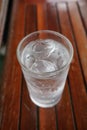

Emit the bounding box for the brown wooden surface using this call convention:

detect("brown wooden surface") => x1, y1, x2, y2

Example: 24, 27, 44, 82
57, 3, 87, 130
0, 0, 87, 130
20, 5, 38, 130
37, 4, 58, 130
0, 0, 9, 47
78, 2, 87, 33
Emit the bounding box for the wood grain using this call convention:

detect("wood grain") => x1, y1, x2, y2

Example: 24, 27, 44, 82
37, 4, 57, 130
56, 83, 75, 130
0, 0, 9, 46
39, 108, 57, 130
47, 3, 60, 31
78, 1, 87, 32
68, 2, 87, 85
20, 5, 38, 130
47, 3, 75, 130
57, 2, 87, 130
1, 1, 25, 130
20, 79, 38, 130
37, 3, 47, 30
0, 0, 87, 130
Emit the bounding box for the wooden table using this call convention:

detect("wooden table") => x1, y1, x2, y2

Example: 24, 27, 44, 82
0, 0, 9, 46
0, 0, 87, 130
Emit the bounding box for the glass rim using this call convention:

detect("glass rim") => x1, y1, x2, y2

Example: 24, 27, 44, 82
17, 30, 74, 77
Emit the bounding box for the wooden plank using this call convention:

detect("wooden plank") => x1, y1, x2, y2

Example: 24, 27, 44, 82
1, 1, 25, 130
47, 3, 75, 130
20, 5, 38, 130
39, 108, 57, 130
37, 4, 57, 130
57, 2, 87, 130
37, 3, 47, 30
68, 2, 87, 85
47, 3, 59, 31
20, 79, 38, 130
0, 0, 9, 47
78, 1, 87, 33
24, 5, 37, 34
56, 83, 75, 130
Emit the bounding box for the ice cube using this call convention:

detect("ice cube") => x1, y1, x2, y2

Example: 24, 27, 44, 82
24, 55, 35, 69
30, 60, 57, 73
31, 39, 55, 59
57, 47, 69, 69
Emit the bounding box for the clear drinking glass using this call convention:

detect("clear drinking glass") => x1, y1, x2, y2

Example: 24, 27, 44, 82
17, 30, 73, 108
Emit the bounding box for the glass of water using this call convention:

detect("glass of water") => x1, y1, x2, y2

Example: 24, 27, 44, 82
17, 30, 73, 108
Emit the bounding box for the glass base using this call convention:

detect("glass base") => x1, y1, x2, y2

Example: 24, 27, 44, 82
30, 95, 61, 108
